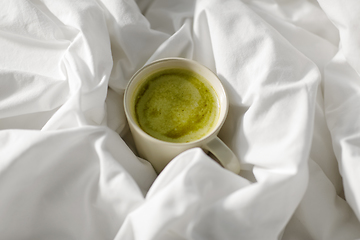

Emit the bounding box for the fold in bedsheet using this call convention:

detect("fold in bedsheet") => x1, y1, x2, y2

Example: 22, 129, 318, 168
1, 0, 360, 239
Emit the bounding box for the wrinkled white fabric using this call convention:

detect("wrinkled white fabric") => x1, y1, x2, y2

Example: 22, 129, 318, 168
1, 0, 360, 239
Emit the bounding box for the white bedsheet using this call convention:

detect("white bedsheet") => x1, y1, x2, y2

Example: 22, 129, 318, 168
1, 0, 360, 239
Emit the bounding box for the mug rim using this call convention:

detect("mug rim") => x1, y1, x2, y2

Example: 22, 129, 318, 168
124, 57, 229, 146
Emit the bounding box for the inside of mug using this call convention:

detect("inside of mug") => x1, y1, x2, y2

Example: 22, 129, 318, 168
124, 58, 228, 144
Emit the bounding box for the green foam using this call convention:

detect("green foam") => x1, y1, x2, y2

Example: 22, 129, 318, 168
135, 68, 219, 143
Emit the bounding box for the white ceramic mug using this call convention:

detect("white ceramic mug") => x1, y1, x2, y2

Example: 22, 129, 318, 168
124, 57, 241, 174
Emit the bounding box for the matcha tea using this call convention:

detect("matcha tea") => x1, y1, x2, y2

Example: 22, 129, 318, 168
134, 68, 219, 143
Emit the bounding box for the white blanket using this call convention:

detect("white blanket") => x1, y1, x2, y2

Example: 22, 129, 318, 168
1, 0, 360, 239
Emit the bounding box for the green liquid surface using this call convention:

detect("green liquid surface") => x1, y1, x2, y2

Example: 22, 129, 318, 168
135, 68, 219, 143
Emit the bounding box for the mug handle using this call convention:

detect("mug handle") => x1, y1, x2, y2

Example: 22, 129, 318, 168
204, 137, 247, 174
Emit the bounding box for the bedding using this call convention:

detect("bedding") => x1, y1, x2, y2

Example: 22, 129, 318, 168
1, 0, 360, 239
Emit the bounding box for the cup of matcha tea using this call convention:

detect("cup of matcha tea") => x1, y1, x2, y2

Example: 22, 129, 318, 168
124, 57, 241, 174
